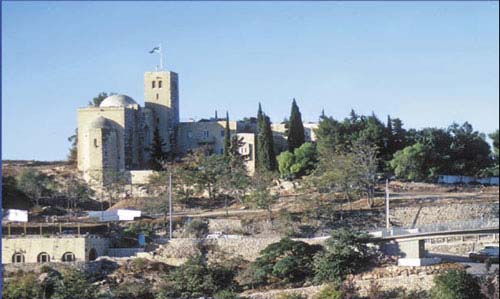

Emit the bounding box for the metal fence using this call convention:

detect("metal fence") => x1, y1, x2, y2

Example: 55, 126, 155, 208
370, 218, 500, 238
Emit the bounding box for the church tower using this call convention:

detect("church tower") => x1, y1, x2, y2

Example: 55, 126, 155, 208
144, 71, 179, 152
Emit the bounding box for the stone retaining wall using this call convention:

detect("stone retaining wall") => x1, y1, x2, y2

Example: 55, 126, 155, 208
392, 202, 498, 227
244, 263, 464, 298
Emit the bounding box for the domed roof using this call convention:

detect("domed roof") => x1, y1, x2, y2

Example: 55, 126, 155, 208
99, 94, 137, 108
89, 116, 111, 129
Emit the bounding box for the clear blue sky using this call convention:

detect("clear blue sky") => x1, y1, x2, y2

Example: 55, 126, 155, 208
2, 1, 499, 161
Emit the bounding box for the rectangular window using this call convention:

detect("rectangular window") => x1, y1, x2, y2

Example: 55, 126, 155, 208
158, 81, 162, 88
152, 81, 156, 88
203, 130, 209, 138
220, 130, 224, 137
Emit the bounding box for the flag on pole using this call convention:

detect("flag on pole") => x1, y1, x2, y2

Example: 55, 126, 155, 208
149, 46, 161, 54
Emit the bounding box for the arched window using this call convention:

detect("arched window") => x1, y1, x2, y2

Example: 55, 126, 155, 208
158, 80, 162, 88
37, 252, 51, 263
12, 252, 25, 263
88, 248, 98, 261
62, 252, 76, 262
152, 81, 156, 88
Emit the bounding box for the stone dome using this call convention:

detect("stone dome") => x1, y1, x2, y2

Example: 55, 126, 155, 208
89, 116, 111, 129
99, 94, 137, 108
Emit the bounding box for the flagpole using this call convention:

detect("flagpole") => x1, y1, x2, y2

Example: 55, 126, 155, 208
159, 43, 163, 70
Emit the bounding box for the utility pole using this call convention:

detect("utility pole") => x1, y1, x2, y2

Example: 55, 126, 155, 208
168, 168, 173, 240
385, 179, 390, 230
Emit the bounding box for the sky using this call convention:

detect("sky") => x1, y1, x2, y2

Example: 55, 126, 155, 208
1, 1, 499, 161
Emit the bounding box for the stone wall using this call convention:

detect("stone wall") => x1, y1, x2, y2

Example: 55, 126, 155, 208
244, 263, 464, 299
392, 202, 498, 227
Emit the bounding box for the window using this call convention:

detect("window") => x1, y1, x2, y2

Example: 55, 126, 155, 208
12, 252, 25, 263
152, 81, 156, 88
156, 93, 159, 100
220, 130, 225, 137
37, 252, 50, 263
62, 252, 76, 262
158, 80, 162, 88
203, 130, 209, 138
187, 130, 193, 139
220, 149, 224, 154
94, 139, 98, 148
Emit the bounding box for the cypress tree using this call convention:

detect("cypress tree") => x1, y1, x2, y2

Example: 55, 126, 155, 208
224, 111, 231, 158
287, 98, 305, 151
149, 126, 167, 171
256, 103, 277, 172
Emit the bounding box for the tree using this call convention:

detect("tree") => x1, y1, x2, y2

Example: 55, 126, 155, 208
247, 171, 278, 221
251, 238, 323, 286
351, 139, 379, 208
277, 143, 318, 180
225, 135, 251, 204
67, 128, 78, 165
256, 103, 277, 173
2, 175, 31, 210
53, 269, 97, 299
483, 130, 500, 176
313, 228, 372, 284
181, 149, 229, 201
430, 270, 484, 299
88, 92, 109, 107
390, 143, 429, 181
277, 151, 295, 180
288, 98, 305, 151
224, 111, 231, 158
61, 174, 94, 210
157, 255, 231, 298
16, 169, 54, 206
149, 125, 168, 171
448, 122, 492, 176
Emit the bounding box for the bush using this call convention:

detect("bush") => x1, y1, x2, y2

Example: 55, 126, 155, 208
157, 255, 239, 299
184, 219, 209, 238
250, 238, 323, 286
53, 268, 97, 299
430, 270, 484, 299
314, 284, 344, 299
313, 228, 373, 283
2, 272, 44, 299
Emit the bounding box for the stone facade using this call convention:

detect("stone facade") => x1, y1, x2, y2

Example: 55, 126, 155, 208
2, 235, 110, 264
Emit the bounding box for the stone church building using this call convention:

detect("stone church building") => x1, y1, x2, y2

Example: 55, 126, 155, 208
77, 68, 316, 184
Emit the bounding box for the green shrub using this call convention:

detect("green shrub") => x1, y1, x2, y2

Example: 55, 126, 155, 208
430, 270, 484, 299
314, 284, 344, 299
157, 255, 239, 299
250, 237, 323, 286
313, 228, 373, 283
53, 268, 97, 299
2, 272, 44, 299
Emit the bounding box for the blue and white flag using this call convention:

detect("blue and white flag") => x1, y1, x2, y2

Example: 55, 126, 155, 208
149, 46, 160, 54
